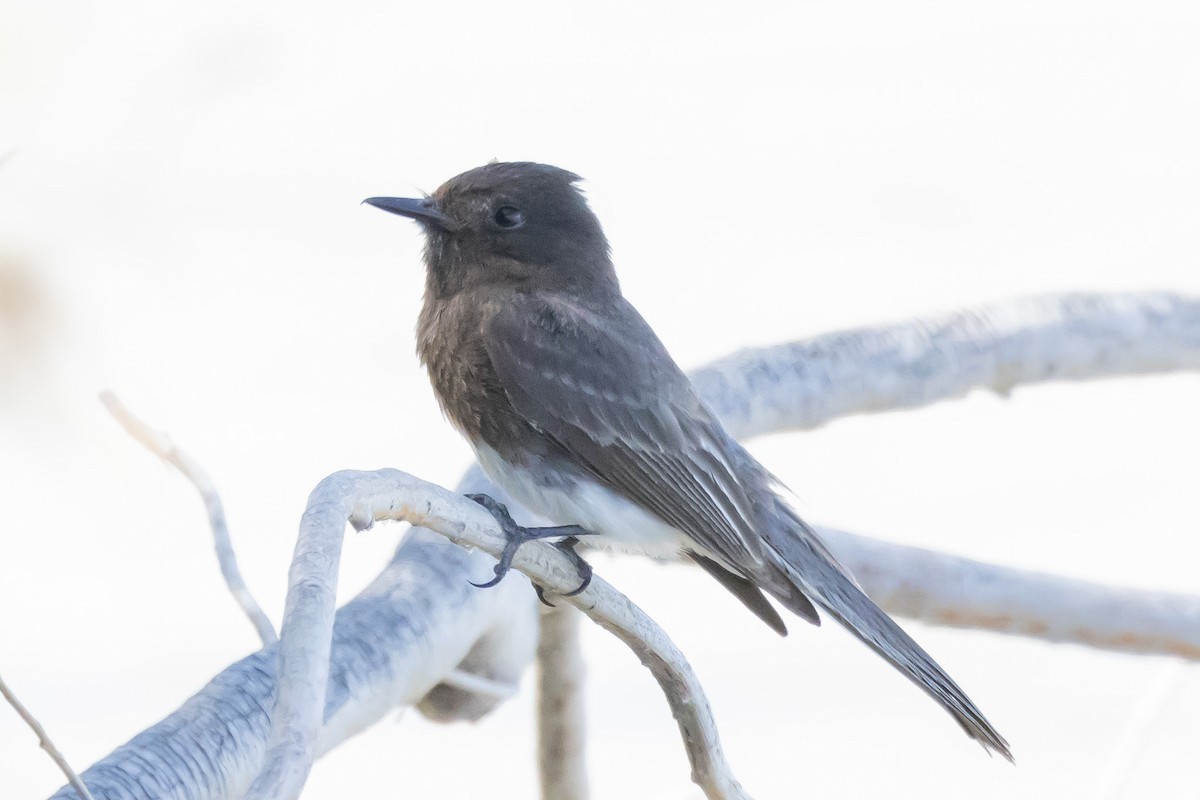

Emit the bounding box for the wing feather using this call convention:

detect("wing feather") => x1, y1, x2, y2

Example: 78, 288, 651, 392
483, 295, 765, 568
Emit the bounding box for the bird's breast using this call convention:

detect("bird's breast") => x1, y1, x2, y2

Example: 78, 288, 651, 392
417, 293, 507, 443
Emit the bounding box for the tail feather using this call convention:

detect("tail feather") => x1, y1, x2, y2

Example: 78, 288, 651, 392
761, 505, 1012, 760
689, 552, 795, 635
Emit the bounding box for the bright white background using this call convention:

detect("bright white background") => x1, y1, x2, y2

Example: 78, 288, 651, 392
2, 1, 1199, 797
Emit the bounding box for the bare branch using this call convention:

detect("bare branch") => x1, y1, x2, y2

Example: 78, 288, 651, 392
1, 673, 95, 800
822, 527, 1200, 658
245, 469, 750, 800
50, 466, 540, 800
696, 292, 1200, 439
99, 390, 278, 646
52, 292, 1200, 799
537, 605, 589, 800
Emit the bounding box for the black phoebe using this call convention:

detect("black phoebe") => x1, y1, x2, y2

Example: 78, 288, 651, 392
365, 162, 1011, 758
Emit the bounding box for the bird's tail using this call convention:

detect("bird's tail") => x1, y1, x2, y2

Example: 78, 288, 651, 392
761, 501, 1013, 761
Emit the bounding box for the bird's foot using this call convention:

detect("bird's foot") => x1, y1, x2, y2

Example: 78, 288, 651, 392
466, 493, 594, 604
533, 536, 593, 607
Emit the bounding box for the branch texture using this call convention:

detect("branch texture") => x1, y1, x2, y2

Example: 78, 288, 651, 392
694, 292, 1200, 439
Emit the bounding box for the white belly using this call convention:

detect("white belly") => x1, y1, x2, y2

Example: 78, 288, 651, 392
472, 442, 691, 560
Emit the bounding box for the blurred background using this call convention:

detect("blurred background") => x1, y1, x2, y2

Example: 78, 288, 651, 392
2, 1, 1199, 797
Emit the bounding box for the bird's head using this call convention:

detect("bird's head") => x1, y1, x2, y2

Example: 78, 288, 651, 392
366, 162, 616, 299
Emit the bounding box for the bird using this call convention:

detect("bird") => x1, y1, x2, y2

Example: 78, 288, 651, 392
365, 161, 1011, 759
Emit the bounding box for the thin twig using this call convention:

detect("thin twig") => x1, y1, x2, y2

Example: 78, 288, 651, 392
105, 394, 516, 708
99, 390, 278, 646
0, 673, 95, 800
537, 605, 589, 800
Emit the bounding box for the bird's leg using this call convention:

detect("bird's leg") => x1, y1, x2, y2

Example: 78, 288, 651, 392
466, 493, 594, 603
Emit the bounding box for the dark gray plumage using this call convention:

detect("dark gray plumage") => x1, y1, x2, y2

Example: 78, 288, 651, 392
365, 162, 1011, 759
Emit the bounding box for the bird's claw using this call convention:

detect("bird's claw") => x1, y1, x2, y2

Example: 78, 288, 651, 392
466, 493, 595, 602
553, 536, 593, 596
468, 572, 505, 590
532, 538, 593, 606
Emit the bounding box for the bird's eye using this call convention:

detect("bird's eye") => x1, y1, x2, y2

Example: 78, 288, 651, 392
493, 206, 525, 229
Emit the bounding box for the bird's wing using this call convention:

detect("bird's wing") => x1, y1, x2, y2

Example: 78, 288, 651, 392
482, 294, 766, 568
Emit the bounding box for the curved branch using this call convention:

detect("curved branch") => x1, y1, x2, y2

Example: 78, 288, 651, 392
50, 466, 540, 800
246, 470, 748, 800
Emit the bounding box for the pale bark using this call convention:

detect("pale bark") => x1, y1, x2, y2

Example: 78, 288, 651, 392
536, 606, 589, 800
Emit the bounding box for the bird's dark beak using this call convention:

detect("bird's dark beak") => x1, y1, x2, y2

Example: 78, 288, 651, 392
362, 196, 455, 230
